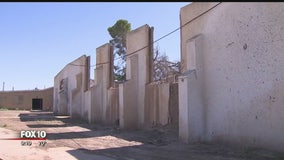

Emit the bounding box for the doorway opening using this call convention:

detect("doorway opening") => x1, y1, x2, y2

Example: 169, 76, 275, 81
32, 98, 43, 110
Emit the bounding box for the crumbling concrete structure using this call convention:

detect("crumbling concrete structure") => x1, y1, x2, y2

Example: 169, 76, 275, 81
53, 24, 179, 130
118, 24, 179, 129
91, 43, 119, 125
53, 55, 91, 121
0, 87, 53, 111
118, 25, 154, 129
179, 2, 284, 151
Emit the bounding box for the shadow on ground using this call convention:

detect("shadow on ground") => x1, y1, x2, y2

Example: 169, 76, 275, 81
20, 111, 177, 146
16, 111, 284, 160
18, 112, 70, 122
67, 144, 284, 160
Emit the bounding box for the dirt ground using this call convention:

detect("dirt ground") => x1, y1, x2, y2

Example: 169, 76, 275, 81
0, 110, 283, 160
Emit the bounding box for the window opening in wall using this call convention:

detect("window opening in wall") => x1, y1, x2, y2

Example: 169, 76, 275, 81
60, 79, 64, 90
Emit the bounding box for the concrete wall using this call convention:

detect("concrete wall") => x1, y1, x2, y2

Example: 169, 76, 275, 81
91, 43, 119, 125
118, 24, 179, 129
106, 87, 119, 124
119, 25, 154, 129
179, 2, 284, 151
53, 55, 90, 121
52, 25, 177, 130
169, 82, 179, 127
0, 87, 53, 111
145, 82, 179, 128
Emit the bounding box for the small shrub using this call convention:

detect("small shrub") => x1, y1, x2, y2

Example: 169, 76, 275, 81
0, 107, 8, 111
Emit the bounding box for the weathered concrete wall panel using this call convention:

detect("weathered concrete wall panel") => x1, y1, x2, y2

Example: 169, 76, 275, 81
119, 24, 178, 129
54, 55, 90, 119
92, 66, 104, 123
119, 25, 152, 129
91, 43, 118, 125
169, 83, 179, 127
106, 87, 119, 125
145, 83, 158, 127
180, 2, 284, 151
119, 55, 139, 129
158, 83, 170, 126
144, 82, 178, 128
179, 34, 205, 143
83, 90, 91, 122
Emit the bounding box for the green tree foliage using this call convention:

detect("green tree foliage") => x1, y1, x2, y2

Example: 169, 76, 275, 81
108, 19, 131, 81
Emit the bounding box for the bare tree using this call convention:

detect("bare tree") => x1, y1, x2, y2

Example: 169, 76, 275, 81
153, 46, 181, 82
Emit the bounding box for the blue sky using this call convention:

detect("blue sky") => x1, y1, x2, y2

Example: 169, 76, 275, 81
0, 2, 189, 91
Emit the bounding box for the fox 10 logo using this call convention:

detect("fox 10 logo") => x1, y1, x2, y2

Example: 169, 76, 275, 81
20, 130, 46, 139
19, 130, 47, 146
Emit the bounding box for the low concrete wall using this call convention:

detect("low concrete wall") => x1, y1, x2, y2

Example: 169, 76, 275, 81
145, 83, 159, 127
91, 81, 119, 125
145, 82, 179, 128
0, 87, 53, 111
82, 90, 91, 122
169, 82, 179, 127
106, 87, 119, 125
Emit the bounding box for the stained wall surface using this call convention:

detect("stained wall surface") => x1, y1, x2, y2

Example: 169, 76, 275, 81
0, 87, 53, 111
118, 24, 179, 129
53, 55, 90, 121
179, 2, 284, 151
91, 43, 118, 125
145, 82, 179, 128
119, 25, 153, 129
52, 25, 178, 130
